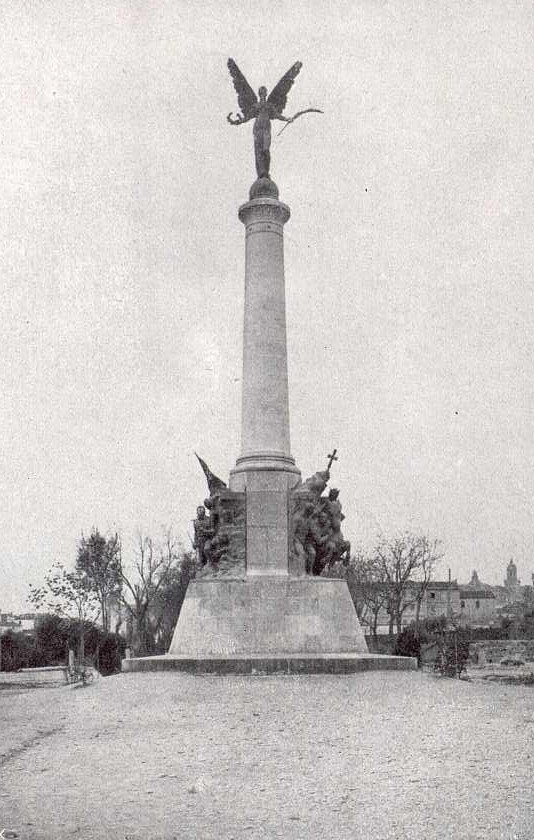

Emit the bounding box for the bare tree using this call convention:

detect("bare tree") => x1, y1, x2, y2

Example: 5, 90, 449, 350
374, 533, 443, 634
348, 551, 390, 638
412, 537, 443, 626
118, 530, 180, 656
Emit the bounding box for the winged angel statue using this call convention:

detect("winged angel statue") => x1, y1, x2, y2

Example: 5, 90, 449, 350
227, 58, 322, 180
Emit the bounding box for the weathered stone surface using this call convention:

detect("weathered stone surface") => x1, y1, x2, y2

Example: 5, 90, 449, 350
168, 577, 368, 656
231, 196, 297, 477
122, 652, 416, 674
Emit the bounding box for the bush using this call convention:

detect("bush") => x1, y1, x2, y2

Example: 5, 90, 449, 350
394, 624, 422, 662
394, 617, 448, 664
16, 614, 126, 675
394, 617, 471, 677
93, 632, 126, 675
0, 630, 38, 671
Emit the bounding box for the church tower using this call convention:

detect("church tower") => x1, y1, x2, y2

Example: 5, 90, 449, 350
504, 559, 520, 589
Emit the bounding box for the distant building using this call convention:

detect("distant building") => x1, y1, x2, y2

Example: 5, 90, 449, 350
421, 580, 461, 620
361, 559, 532, 637
17, 613, 37, 632
365, 580, 461, 635
0, 610, 37, 635
458, 570, 497, 627
0, 612, 21, 635
504, 559, 521, 590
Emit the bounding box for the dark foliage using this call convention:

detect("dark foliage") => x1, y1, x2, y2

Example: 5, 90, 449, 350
151, 552, 196, 652
394, 617, 448, 663
1, 615, 125, 675
34, 614, 72, 665
0, 630, 40, 671
395, 617, 470, 676
94, 632, 126, 675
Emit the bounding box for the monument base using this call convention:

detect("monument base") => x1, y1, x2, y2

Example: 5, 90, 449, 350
168, 577, 368, 656
121, 576, 416, 673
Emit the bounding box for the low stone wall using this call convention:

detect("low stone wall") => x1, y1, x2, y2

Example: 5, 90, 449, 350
469, 640, 534, 664
0, 666, 68, 686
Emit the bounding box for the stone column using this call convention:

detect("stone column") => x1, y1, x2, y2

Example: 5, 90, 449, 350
230, 184, 301, 575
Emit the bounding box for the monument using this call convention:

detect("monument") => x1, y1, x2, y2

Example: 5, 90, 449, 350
123, 61, 416, 674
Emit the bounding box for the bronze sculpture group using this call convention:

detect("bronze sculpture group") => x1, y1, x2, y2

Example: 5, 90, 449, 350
192, 453, 351, 578
192, 456, 246, 578
290, 457, 351, 576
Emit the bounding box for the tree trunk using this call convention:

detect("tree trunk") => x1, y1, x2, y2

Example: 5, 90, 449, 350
132, 610, 150, 656
371, 610, 379, 638
79, 621, 85, 667
101, 599, 109, 632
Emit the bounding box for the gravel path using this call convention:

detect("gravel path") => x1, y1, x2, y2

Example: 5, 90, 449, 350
1, 670, 532, 839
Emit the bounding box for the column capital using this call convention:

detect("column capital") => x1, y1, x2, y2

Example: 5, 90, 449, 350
239, 197, 290, 229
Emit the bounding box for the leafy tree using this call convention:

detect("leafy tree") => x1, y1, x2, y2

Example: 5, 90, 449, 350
34, 613, 72, 664
76, 530, 122, 632
29, 562, 100, 667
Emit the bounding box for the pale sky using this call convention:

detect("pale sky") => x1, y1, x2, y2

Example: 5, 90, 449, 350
1, 0, 533, 611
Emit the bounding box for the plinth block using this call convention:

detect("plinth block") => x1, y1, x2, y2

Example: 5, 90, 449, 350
167, 577, 369, 657
122, 653, 417, 675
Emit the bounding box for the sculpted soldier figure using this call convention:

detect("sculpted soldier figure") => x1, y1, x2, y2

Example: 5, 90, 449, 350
206, 533, 230, 567
300, 469, 330, 501
307, 511, 333, 575
227, 59, 322, 180
330, 521, 351, 566
320, 488, 345, 526
192, 505, 216, 566
292, 501, 316, 575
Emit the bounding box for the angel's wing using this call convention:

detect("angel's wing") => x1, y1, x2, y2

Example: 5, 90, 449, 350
267, 61, 303, 113
227, 58, 257, 118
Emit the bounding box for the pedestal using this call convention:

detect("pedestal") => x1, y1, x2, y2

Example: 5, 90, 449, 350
168, 578, 368, 656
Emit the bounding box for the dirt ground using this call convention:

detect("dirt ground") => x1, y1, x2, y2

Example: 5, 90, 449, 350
1, 670, 532, 840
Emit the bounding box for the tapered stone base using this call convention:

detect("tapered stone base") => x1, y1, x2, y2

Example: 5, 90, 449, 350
167, 577, 368, 657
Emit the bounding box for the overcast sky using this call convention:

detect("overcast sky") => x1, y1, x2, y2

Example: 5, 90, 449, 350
1, 0, 533, 611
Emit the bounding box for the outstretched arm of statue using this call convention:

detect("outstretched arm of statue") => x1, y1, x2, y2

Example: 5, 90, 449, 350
272, 109, 292, 123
